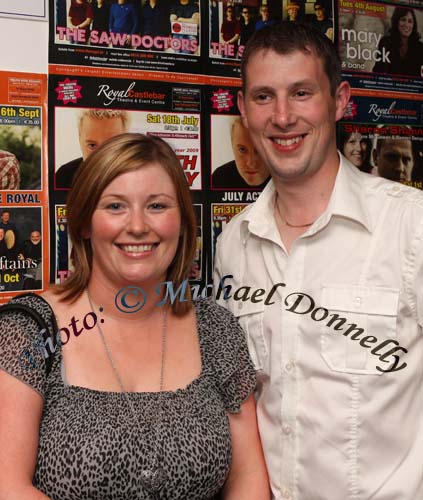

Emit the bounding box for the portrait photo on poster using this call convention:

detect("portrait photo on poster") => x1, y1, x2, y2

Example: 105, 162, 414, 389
210, 114, 270, 190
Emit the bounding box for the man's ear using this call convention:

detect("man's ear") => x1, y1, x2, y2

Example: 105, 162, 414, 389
237, 90, 249, 129
372, 148, 378, 166
334, 81, 351, 122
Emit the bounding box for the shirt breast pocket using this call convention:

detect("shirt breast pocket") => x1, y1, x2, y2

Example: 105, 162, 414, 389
232, 301, 267, 371
320, 285, 399, 375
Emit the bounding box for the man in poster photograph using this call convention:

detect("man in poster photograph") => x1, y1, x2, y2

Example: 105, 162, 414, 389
212, 117, 270, 190
372, 134, 414, 183
55, 108, 129, 189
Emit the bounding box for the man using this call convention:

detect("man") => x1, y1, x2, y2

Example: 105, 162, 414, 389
212, 117, 269, 189
0, 210, 18, 259
109, 0, 139, 47
214, 22, 423, 499
255, 4, 276, 31
169, 0, 199, 54
55, 109, 129, 189
18, 230, 42, 290
285, 1, 300, 22
373, 135, 414, 183
310, 1, 332, 38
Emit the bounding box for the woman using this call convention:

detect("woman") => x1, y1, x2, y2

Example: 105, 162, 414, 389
373, 7, 423, 77
340, 130, 372, 173
0, 134, 269, 499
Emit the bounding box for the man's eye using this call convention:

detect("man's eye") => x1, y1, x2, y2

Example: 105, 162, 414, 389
87, 143, 97, 151
295, 90, 311, 98
238, 146, 248, 154
254, 93, 271, 102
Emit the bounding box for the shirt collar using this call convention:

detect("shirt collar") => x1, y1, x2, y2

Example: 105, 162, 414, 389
241, 152, 373, 243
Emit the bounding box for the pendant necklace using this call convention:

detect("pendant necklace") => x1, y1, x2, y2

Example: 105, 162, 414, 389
87, 289, 167, 497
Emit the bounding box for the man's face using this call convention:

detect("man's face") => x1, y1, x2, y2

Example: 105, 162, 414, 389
0, 229, 4, 241
30, 231, 41, 245
287, 7, 299, 21
1, 212, 10, 224
314, 4, 325, 21
260, 6, 269, 20
79, 115, 126, 160
373, 139, 414, 182
231, 121, 269, 186
238, 49, 349, 184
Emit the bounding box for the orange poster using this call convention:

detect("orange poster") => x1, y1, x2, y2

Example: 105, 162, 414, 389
0, 70, 48, 303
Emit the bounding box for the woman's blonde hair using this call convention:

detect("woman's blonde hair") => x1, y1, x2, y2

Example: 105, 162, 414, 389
55, 133, 197, 315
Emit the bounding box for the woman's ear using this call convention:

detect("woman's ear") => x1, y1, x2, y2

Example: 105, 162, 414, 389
82, 226, 91, 239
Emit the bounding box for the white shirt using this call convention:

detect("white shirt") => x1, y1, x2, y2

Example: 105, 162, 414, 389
214, 155, 423, 500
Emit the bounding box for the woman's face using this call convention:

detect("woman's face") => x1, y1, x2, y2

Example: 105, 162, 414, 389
343, 133, 367, 168
398, 12, 414, 39
88, 164, 181, 290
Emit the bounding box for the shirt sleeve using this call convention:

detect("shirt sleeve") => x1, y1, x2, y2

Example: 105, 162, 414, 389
202, 299, 256, 413
0, 303, 54, 398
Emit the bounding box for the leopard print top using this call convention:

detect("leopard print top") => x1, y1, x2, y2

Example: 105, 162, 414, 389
0, 294, 256, 500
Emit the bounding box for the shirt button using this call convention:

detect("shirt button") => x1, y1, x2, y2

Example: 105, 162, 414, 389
283, 425, 292, 435
355, 296, 362, 308
285, 361, 294, 372
282, 488, 291, 499
238, 302, 243, 310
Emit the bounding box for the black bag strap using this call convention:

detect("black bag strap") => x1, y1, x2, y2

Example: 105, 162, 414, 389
0, 294, 58, 376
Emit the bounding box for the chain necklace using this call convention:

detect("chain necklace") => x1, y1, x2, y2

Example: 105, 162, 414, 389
275, 198, 315, 228
86, 289, 167, 497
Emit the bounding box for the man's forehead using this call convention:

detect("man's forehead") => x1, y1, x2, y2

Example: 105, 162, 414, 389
381, 139, 413, 152
244, 48, 326, 86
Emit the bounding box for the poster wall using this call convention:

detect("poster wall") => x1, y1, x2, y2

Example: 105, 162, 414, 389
45, 0, 423, 288
0, 71, 48, 302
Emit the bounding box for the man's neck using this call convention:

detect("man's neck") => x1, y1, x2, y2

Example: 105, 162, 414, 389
273, 153, 340, 229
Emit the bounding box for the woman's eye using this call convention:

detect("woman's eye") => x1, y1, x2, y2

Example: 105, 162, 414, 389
149, 203, 166, 210
106, 202, 123, 210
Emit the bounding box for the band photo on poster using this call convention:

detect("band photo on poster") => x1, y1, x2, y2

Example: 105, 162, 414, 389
50, 0, 201, 72
0, 207, 43, 293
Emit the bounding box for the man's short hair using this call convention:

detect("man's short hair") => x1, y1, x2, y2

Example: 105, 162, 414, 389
374, 125, 413, 152
230, 116, 243, 142
77, 109, 130, 134
240, 21, 342, 96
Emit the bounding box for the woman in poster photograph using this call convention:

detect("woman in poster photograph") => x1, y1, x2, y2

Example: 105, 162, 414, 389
373, 7, 423, 77
339, 129, 372, 174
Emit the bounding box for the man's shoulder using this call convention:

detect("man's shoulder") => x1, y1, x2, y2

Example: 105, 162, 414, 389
55, 157, 82, 189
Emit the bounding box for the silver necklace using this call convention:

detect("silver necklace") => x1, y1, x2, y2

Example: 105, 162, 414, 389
86, 289, 167, 496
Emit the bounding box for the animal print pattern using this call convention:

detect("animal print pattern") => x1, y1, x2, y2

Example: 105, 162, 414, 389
0, 295, 256, 499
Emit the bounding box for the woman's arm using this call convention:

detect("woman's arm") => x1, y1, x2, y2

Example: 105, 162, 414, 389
0, 371, 51, 500
223, 394, 270, 500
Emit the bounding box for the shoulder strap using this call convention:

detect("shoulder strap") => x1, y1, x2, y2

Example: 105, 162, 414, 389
0, 293, 58, 376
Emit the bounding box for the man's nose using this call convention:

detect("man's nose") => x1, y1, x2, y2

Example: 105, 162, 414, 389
271, 97, 295, 128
